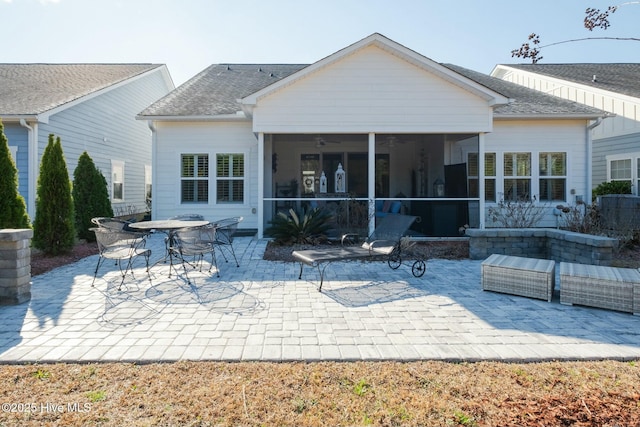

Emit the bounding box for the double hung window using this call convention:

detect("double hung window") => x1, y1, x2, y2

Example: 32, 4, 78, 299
503, 153, 531, 201
539, 152, 566, 201
181, 154, 209, 203
611, 158, 632, 183
467, 152, 496, 202
216, 153, 244, 203
111, 160, 124, 202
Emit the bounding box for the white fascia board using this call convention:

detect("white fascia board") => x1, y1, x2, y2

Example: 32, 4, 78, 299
0, 114, 39, 122
494, 113, 607, 120
135, 113, 250, 122
241, 33, 510, 108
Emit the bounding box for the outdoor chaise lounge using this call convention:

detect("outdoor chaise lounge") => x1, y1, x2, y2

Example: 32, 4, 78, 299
292, 214, 426, 291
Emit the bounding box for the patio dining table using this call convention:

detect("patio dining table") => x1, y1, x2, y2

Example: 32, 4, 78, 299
128, 219, 211, 264
127, 219, 210, 233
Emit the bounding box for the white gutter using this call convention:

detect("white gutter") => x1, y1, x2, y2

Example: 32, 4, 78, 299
585, 117, 604, 204
19, 119, 37, 218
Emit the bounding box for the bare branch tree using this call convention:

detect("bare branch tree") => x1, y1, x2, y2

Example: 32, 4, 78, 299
512, 3, 639, 63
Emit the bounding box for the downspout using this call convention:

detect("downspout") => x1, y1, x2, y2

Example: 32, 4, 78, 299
585, 117, 603, 204
147, 121, 157, 220
19, 119, 37, 218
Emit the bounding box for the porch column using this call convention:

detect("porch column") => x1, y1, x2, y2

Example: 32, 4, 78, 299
368, 132, 376, 236
257, 132, 265, 238
478, 132, 486, 229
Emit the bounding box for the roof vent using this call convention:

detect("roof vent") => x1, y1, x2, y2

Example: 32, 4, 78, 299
592, 74, 597, 82
258, 67, 262, 72
226, 65, 230, 70
270, 73, 274, 77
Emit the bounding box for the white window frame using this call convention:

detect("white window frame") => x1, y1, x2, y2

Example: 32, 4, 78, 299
215, 153, 245, 204
538, 152, 567, 202
144, 165, 152, 206
606, 152, 640, 195
502, 152, 532, 201
180, 153, 209, 204
467, 152, 496, 202
111, 160, 125, 202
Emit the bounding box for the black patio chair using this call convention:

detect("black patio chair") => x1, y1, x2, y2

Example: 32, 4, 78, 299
210, 216, 243, 267
168, 224, 220, 283
90, 227, 152, 290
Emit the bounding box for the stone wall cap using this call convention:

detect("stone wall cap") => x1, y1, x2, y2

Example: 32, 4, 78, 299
0, 229, 34, 240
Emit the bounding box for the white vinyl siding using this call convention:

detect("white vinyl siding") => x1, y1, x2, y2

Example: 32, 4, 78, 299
153, 121, 258, 229
252, 45, 494, 134
486, 120, 587, 227
494, 66, 640, 140
37, 69, 172, 215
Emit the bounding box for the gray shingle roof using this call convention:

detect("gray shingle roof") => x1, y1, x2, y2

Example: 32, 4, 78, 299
0, 64, 164, 116
502, 64, 640, 99
139, 64, 308, 117
445, 64, 605, 117
140, 62, 605, 119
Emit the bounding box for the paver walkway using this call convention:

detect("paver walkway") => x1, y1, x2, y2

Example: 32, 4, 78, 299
1, 233, 639, 363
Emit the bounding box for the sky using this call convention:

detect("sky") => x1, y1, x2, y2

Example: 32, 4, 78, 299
1, 0, 638, 87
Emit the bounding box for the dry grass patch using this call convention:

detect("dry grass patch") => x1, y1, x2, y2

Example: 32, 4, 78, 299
1, 360, 639, 426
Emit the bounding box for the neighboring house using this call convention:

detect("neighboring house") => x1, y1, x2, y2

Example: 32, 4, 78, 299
138, 33, 604, 237
491, 63, 640, 193
0, 64, 174, 219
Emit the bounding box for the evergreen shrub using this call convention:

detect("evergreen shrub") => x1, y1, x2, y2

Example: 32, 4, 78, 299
32, 134, 75, 255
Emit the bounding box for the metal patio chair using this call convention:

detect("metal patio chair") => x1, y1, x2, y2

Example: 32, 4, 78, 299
90, 227, 152, 290
168, 224, 220, 283
210, 216, 243, 268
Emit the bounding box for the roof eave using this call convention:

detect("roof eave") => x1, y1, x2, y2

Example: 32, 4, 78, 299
0, 114, 39, 122
136, 112, 250, 122
494, 113, 608, 120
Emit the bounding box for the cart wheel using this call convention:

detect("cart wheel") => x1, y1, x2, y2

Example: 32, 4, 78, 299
412, 260, 426, 277
388, 249, 402, 270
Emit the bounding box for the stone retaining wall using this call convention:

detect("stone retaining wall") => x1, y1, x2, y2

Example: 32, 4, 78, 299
0, 229, 33, 305
465, 228, 617, 266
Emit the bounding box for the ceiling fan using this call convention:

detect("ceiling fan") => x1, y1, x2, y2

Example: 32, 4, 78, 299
315, 137, 341, 147
378, 136, 408, 147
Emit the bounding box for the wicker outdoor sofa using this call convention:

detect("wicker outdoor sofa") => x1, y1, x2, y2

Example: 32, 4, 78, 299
560, 262, 640, 315
481, 253, 640, 315
481, 254, 556, 302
